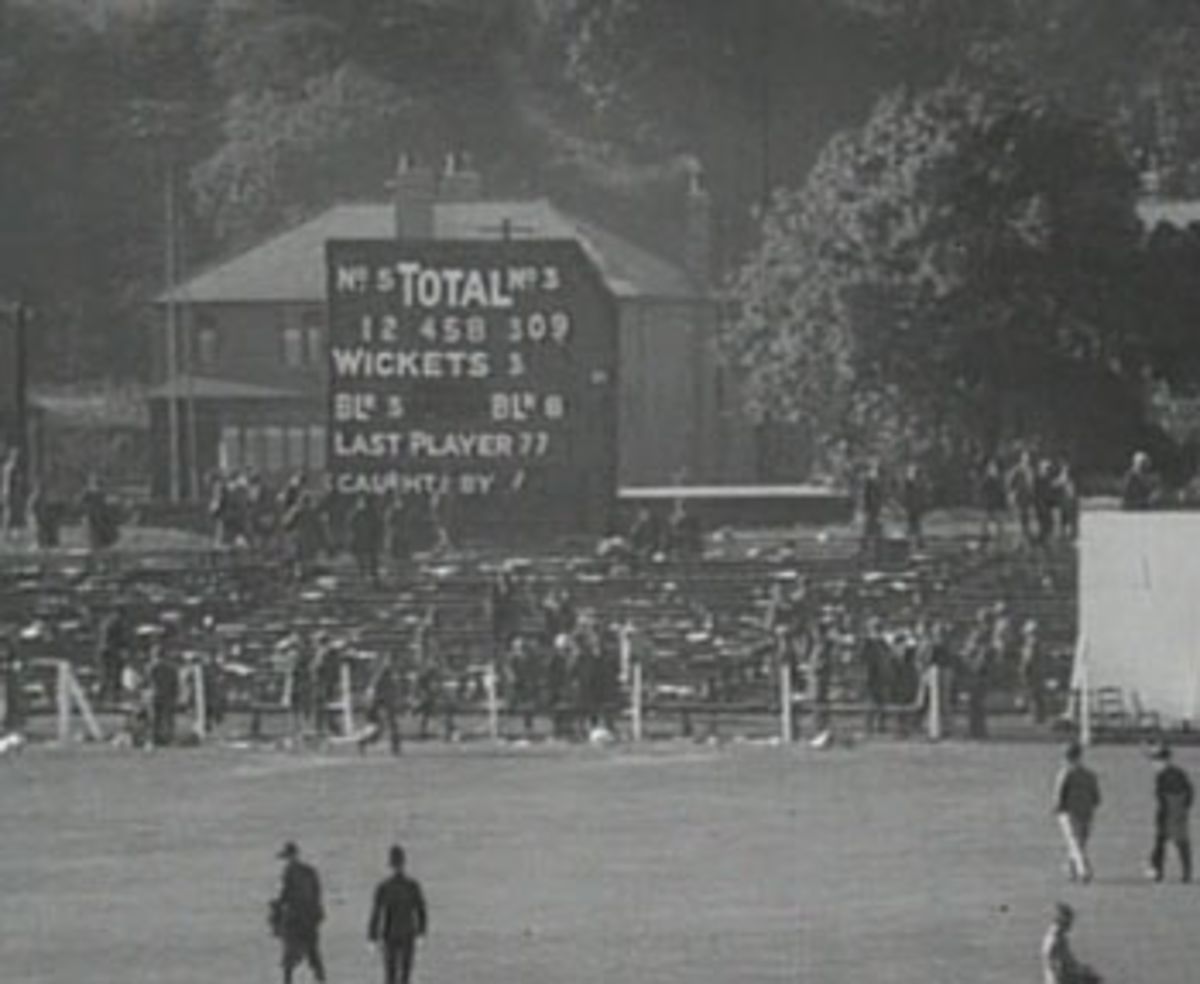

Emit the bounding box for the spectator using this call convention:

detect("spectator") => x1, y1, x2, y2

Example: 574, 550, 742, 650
1034, 459, 1058, 546
1019, 619, 1048, 725
962, 608, 993, 739
96, 606, 129, 706
858, 617, 892, 734
201, 651, 227, 732
488, 570, 521, 660
359, 652, 403, 757
859, 461, 885, 561
1007, 450, 1037, 547
147, 642, 179, 747
810, 620, 837, 732
546, 632, 576, 739
283, 638, 311, 739
900, 463, 928, 552
309, 634, 341, 738
1056, 462, 1080, 541
1121, 451, 1155, 510
508, 636, 541, 738
628, 506, 661, 565
924, 620, 956, 736
1, 447, 21, 541
2, 635, 25, 733
383, 492, 409, 574
890, 631, 921, 735
763, 581, 795, 636
244, 471, 273, 549
277, 474, 305, 531
349, 493, 383, 584
79, 473, 119, 554
979, 456, 1008, 546
282, 492, 323, 580
667, 498, 703, 559
315, 475, 341, 557
427, 488, 452, 554
26, 482, 59, 549
990, 601, 1014, 671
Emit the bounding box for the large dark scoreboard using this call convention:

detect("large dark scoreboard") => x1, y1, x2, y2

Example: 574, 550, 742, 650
326, 240, 618, 534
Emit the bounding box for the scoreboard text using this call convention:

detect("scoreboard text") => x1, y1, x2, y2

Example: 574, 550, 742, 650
325, 240, 617, 530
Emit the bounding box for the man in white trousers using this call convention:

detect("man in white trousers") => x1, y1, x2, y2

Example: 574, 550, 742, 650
1053, 741, 1102, 883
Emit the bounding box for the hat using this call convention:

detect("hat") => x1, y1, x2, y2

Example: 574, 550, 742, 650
277, 841, 299, 860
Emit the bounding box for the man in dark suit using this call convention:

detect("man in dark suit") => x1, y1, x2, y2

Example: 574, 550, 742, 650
1146, 742, 1194, 883
368, 844, 428, 984
272, 841, 326, 984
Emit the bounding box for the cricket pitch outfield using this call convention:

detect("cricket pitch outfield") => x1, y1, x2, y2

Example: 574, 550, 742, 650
0, 740, 1193, 984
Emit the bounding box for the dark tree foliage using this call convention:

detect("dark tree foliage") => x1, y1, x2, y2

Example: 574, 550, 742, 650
722, 79, 1153, 479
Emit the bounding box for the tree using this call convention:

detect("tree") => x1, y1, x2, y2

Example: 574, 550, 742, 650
722, 78, 1151, 483
191, 0, 536, 252
191, 65, 417, 250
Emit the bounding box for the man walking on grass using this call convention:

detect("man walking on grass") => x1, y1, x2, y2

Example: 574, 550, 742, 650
271, 841, 326, 984
368, 844, 428, 984
1146, 741, 1193, 883
1053, 741, 1101, 883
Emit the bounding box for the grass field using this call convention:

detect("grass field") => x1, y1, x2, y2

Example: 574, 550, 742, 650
1, 740, 1195, 984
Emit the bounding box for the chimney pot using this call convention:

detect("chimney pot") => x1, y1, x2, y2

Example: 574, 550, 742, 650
683, 160, 713, 290
393, 151, 435, 239
438, 149, 483, 204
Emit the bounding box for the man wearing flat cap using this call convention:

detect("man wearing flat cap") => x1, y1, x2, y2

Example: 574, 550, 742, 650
1146, 742, 1194, 883
271, 841, 326, 984
368, 844, 428, 984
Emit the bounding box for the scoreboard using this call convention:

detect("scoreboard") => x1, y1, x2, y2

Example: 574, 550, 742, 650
326, 240, 618, 533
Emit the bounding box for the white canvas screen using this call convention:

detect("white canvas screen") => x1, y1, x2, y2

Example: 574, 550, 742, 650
1078, 511, 1200, 725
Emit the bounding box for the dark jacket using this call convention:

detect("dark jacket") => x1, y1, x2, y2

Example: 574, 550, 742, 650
1156, 764, 1194, 824
368, 873, 427, 943
278, 860, 324, 935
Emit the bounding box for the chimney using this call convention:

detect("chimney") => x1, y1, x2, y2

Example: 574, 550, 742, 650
393, 152, 436, 239
683, 159, 713, 290
439, 150, 483, 203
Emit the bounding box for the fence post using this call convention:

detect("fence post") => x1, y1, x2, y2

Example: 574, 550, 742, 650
780, 662, 794, 744
927, 665, 942, 742
57, 660, 103, 744
619, 621, 633, 686
630, 660, 643, 743
340, 660, 354, 738
57, 660, 70, 743
486, 663, 500, 742
193, 663, 207, 740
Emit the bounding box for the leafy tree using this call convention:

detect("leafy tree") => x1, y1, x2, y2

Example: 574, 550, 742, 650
722, 78, 1150, 482
191, 65, 416, 250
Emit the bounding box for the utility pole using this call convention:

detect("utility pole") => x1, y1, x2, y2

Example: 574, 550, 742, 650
13, 297, 29, 487
1, 295, 31, 520
164, 159, 181, 502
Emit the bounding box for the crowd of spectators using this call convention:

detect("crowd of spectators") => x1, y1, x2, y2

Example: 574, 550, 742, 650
751, 570, 1063, 740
